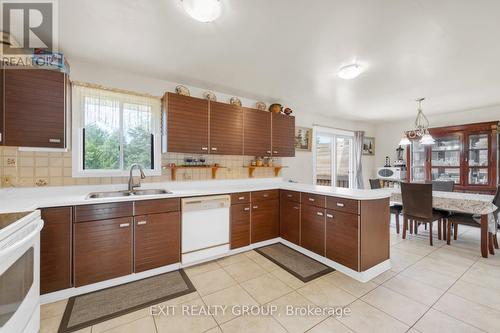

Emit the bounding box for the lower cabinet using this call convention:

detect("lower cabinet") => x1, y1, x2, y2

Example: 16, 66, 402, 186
230, 203, 251, 249
134, 212, 180, 272
40, 207, 72, 294
74, 217, 133, 287
280, 199, 300, 245
300, 204, 325, 256
251, 199, 279, 243
325, 210, 359, 271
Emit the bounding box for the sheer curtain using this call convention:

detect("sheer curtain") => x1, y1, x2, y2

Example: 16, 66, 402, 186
353, 131, 365, 189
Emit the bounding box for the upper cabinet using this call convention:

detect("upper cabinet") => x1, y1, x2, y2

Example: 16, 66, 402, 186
209, 101, 243, 155
272, 113, 295, 157
243, 107, 272, 156
165, 93, 209, 154
164, 92, 295, 157
2, 68, 68, 148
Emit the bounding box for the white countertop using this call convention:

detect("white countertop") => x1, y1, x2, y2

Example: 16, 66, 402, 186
0, 178, 391, 214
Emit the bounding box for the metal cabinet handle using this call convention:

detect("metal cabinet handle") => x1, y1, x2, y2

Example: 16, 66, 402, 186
244, 207, 250, 211
201, 147, 208, 151
119, 223, 130, 228
238, 196, 245, 200
287, 194, 293, 198
211, 147, 218, 151
137, 221, 147, 225
273, 151, 278, 154
266, 151, 271, 154
309, 198, 315, 202
253, 205, 258, 209
263, 194, 269, 198
336, 203, 345, 207
293, 206, 299, 210
326, 214, 334, 218
49, 138, 61, 143
317, 212, 324, 216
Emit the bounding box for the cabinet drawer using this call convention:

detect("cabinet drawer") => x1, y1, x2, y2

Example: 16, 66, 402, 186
251, 190, 279, 202
301, 193, 326, 208
134, 198, 180, 216
280, 190, 300, 203
74, 202, 133, 222
326, 197, 359, 215
231, 192, 250, 204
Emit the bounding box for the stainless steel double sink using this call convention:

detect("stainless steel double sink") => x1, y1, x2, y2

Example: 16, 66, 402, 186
86, 189, 171, 199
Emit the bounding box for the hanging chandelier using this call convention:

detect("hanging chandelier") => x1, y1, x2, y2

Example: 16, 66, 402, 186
399, 98, 435, 146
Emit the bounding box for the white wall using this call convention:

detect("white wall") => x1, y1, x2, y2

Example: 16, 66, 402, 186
375, 105, 500, 168
69, 59, 376, 186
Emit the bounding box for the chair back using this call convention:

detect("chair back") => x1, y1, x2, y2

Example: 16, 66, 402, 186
369, 179, 382, 189
401, 182, 433, 219
432, 180, 455, 192
493, 185, 500, 223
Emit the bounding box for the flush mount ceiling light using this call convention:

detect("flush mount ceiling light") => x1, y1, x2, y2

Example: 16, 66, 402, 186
337, 63, 364, 80
182, 0, 221, 23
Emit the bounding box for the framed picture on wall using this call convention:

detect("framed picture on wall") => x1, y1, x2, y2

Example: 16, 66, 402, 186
363, 137, 375, 155
295, 127, 312, 151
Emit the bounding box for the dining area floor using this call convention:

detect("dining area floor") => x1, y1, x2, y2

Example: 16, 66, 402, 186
40, 217, 500, 333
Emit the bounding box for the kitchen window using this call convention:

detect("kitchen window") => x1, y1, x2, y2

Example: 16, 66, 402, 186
72, 84, 162, 177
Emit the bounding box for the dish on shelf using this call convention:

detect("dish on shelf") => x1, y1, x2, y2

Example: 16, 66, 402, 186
230, 97, 242, 107
203, 90, 217, 101
175, 85, 190, 96
255, 101, 266, 111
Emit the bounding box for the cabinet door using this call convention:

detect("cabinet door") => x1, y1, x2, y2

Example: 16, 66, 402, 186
230, 203, 251, 249
300, 204, 325, 256
40, 207, 72, 294
4, 69, 66, 148
272, 113, 295, 157
74, 217, 132, 286
243, 107, 271, 156
280, 199, 300, 245
0, 67, 3, 145
134, 212, 180, 273
325, 210, 359, 271
210, 101, 243, 155
251, 199, 279, 243
166, 93, 209, 153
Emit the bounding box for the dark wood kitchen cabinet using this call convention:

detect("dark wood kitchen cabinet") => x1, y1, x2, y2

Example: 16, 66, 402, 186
325, 210, 359, 271
40, 207, 72, 294
230, 202, 251, 249
3, 68, 67, 148
0, 67, 3, 145
280, 191, 300, 245
300, 204, 325, 256
251, 199, 279, 243
165, 92, 209, 154
272, 113, 295, 157
134, 211, 180, 272
243, 107, 272, 156
209, 101, 244, 155
73, 217, 133, 287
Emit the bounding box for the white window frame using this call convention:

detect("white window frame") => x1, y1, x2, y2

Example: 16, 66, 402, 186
312, 126, 355, 188
72, 85, 162, 178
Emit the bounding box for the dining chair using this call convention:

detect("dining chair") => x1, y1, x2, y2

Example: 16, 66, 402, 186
370, 179, 403, 234
447, 186, 500, 254
432, 180, 455, 240
401, 182, 447, 246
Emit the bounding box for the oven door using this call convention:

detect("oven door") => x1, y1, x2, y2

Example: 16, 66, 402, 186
0, 219, 43, 333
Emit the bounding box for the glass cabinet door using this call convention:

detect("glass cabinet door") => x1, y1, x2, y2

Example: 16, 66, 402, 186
467, 133, 489, 185
430, 135, 462, 184
410, 141, 426, 182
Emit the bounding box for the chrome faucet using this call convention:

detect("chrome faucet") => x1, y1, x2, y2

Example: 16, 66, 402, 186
128, 164, 146, 192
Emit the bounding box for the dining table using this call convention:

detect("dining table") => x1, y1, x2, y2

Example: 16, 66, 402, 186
386, 188, 497, 258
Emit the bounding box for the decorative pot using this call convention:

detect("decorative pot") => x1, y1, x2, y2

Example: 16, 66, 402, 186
269, 103, 282, 113
283, 107, 293, 115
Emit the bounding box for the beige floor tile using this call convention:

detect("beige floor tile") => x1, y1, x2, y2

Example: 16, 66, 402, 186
434, 293, 500, 332
400, 265, 457, 291
189, 268, 237, 296
243, 250, 261, 259
361, 286, 429, 325
382, 275, 444, 306
249, 254, 281, 272
297, 278, 356, 307
427, 247, 478, 267
323, 272, 378, 297
337, 300, 409, 333
269, 291, 327, 333
184, 261, 221, 277
217, 253, 249, 267
154, 297, 218, 333
270, 267, 307, 289
240, 273, 293, 304
389, 250, 424, 272
220, 314, 287, 333
204, 327, 223, 333
101, 316, 157, 333
392, 240, 437, 257
412, 257, 471, 278
202, 285, 258, 324
449, 279, 500, 312
222, 259, 267, 282
307, 317, 354, 333
414, 308, 483, 333
40, 316, 62, 333
371, 270, 398, 285
461, 262, 500, 292
40, 299, 68, 320
92, 308, 151, 333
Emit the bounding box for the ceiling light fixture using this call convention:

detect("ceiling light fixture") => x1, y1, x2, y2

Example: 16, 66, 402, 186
399, 98, 435, 146
182, 0, 221, 23
337, 63, 363, 80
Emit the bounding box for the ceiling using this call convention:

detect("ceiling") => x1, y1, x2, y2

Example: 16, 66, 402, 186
60, 0, 500, 122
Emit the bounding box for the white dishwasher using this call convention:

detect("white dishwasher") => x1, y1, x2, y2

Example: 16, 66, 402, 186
181, 195, 231, 265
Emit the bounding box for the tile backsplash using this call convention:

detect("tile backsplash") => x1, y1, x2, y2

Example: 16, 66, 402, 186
0, 147, 281, 188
